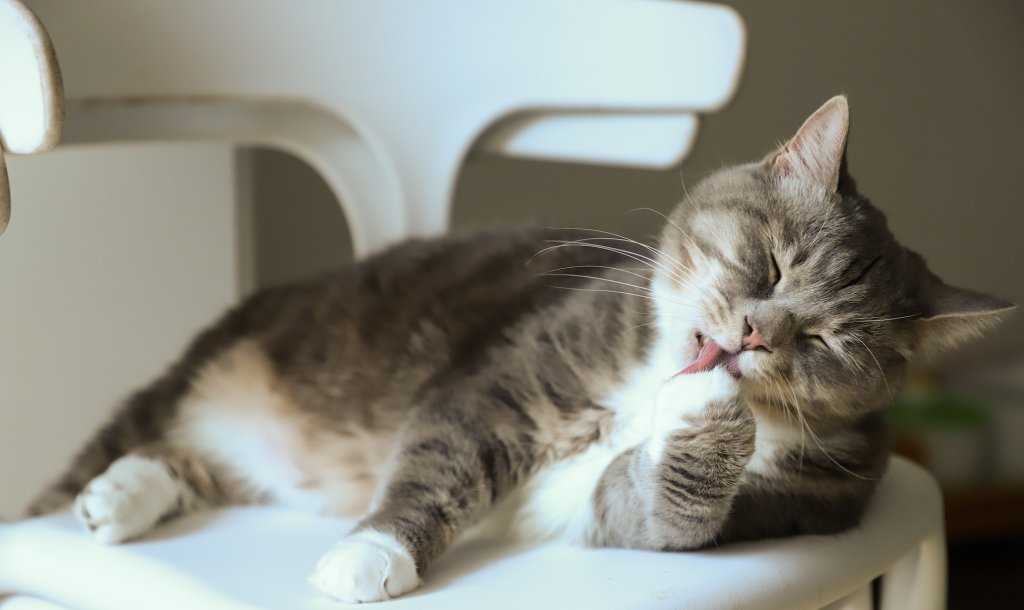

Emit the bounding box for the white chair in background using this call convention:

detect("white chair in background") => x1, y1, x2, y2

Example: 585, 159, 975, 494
17, 0, 744, 257
0, 1, 946, 608
0, 0, 63, 236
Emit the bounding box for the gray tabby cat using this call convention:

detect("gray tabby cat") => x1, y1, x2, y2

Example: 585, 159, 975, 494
27, 97, 1012, 603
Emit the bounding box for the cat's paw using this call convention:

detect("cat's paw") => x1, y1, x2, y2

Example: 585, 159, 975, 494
74, 455, 178, 544
649, 368, 740, 461
310, 530, 420, 603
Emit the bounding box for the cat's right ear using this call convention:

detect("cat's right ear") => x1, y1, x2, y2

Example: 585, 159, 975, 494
913, 272, 1016, 358
765, 95, 849, 193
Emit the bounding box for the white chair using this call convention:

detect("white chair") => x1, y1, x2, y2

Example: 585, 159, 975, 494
0, 1, 946, 608
0, 458, 946, 610
11, 0, 744, 257
0, 0, 63, 236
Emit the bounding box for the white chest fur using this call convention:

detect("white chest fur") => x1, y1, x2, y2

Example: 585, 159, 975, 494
510, 358, 668, 544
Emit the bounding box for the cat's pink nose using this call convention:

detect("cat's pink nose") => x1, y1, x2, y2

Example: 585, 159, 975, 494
742, 317, 769, 352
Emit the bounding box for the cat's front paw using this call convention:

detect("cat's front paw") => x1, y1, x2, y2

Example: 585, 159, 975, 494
74, 455, 179, 544
310, 530, 420, 603
648, 368, 741, 461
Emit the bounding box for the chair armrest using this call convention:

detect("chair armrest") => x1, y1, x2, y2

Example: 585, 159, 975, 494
480, 112, 699, 169
0, 0, 64, 234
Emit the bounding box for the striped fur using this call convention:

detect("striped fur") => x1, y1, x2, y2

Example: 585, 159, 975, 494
26, 97, 1012, 602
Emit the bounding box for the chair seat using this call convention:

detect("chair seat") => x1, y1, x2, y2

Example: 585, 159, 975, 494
0, 457, 940, 610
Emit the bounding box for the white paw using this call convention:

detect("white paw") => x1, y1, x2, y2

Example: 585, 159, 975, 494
310, 530, 420, 603
74, 455, 179, 544
648, 368, 740, 461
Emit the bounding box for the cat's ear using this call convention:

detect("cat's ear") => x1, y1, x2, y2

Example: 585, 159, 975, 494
914, 273, 1015, 358
766, 95, 849, 193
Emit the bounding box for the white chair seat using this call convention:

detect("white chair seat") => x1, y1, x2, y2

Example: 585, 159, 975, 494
0, 457, 944, 610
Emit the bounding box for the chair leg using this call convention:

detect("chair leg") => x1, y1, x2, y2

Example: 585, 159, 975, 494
880, 526, 947, 610
821, 583, 874, 610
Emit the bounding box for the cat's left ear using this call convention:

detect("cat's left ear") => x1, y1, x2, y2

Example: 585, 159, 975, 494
766, 95, 849, 193
914, 272, 1016, 358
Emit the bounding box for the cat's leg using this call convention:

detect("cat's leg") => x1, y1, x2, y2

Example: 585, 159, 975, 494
309, 404, 529, 603
589, 367, 756, 550
74, 444, 231, 543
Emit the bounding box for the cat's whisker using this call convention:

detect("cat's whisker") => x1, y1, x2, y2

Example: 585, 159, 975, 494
560, 236, 697, 283
631, 320, 663, 331
540, 272, 698, 310
543, 285, 670, 304
849, 335, 894, 402
543, 239, 712, 300
565, 236, 712, 301
769, 376, 805, 471
786, 380, 807, 473
808, 206, 833, 249
539, 264, 650, 283
774, 376, 806, 474
761, 376, 785, 422
627, 207, 710, 269
539, 272, 656, 296
538, 239, 690, 286
782, 376, 877, 481
545, 226, 693, 279
848, 313, 922, 324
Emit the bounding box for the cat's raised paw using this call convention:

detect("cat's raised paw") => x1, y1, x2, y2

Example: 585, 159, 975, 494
74, 454, 179, 544
649, 367, 741, 461
656, 367, 739, 420
310, 530, 420, 603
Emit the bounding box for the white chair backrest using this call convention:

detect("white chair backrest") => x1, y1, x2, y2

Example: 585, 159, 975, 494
16, 0, 744, 255
0, 0, 64, 235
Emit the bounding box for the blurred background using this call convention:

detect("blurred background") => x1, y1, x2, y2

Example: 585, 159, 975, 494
2, 1, 1021, 607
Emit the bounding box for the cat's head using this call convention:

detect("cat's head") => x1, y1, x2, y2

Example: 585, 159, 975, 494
655, 96, 1014, 422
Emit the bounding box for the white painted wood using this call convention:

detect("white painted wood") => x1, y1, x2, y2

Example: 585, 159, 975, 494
880, 526, 948, 610
0, 458, 946, 610
24, 0, 745, 254
483, 112, 700, 169
822, 585, 873, 610
0, 0, 64, 235
0, 0, 62, 155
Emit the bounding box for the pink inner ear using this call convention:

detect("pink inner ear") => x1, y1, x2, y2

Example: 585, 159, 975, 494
769, 145, 795, 173
768, 96, 849, 192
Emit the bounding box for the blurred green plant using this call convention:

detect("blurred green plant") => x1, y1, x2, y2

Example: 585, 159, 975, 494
889, 391, 990, 431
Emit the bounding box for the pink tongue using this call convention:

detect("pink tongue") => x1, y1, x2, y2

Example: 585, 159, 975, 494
680, 340, 724, 375
674, 339, 742, 379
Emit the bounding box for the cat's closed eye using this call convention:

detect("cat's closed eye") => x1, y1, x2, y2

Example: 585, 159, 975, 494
801, 333, 827, 349
768, 252, 781, 289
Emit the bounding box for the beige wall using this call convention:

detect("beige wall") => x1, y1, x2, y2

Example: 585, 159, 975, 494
250, 0, 1024, 363
0, 144, 238, 518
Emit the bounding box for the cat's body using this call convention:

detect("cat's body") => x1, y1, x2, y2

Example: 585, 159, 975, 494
27, 97, 1012, 603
